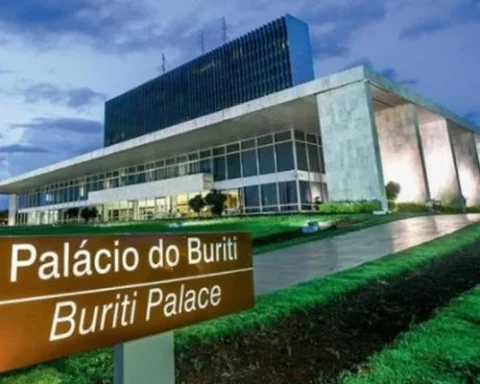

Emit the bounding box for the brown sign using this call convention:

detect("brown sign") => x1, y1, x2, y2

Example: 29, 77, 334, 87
0, 232, 254, 373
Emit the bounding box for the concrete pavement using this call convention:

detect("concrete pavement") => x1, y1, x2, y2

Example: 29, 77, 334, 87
254, 214, 480, 295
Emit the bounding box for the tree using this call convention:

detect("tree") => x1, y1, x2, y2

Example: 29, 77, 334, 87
80, 207, 99, 223
188, 194, 206, 216
204, 189, 227, 216
65, 207, 80, 222
385, 181, 401, 201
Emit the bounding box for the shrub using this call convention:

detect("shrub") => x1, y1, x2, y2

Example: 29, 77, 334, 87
204, 189, 227, 216
317, 200, 381, 214
385, 181, 401, 201
388, 201, 397, 212
80, 207, 98, 223
467, 205, 480, 213
396, 202, 428, 213
188, 194, 206, 215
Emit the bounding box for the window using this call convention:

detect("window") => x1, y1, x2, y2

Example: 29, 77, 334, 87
257, 135, 273, 146
200, 158, 212, 173
244, 185, 260, 207
275, 142, 294, 171
275, 131, 291, 142
278, 181, 297, 205
261, 183, 278, 206
226, 143, 240, 153
241, 150, 258, 177
308, 144, 320, 172
213, 157, 226, 181
299, 181, 312, 204
241, 139, 255, 149
258, 146, 275, 174
295, 142, 308, 171
213, 146, 225, 156
227, 153, 241, 179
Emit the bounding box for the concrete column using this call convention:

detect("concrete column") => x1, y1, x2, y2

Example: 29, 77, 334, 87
317, 81, 387, 209
418, 119, 462, 203
132, 201, 139, 220
448, 121, 480, 205
8, 194, 17, 226
375, 104, 430, 202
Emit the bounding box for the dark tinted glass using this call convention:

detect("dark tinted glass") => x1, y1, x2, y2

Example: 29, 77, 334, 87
227, 153, 241, 179
257, 135, 273, 146
213, 157, 226, 181
308, 144, 320, 172
296, 142, 308, 171
299, 181, 312, 203
244, 185, 260, 207
278, 181, 297, 205
275, 142, 294, 171
258, 146, 275, 174
261, 183, 278, 206
242, 150, 258, 177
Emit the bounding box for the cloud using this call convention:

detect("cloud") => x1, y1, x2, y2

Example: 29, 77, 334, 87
0, 144, 48, 153
23, 83, 106, 109
5, 117, 103, 176
342, 58, 418, 86
298, 0, 387, 59
0, 0, 209, 54
11, 117, 103, 135
400, 0, 480, 39
465, 111, 480, 126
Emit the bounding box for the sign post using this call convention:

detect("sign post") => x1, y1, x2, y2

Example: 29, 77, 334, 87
114, 332, 174, 384
0, 232, 253, 378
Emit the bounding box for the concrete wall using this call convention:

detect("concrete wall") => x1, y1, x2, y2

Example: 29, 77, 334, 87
8, 194, 17, 226
418, 119, 462, 202
375, 104, 429, 202
448, 121, 480, 205
317, 81, 387, 209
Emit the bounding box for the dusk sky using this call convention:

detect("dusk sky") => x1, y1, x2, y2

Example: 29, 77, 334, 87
0, 0, 479, 183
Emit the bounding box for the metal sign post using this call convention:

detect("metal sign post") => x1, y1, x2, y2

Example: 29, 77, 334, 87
114, 332, 174, 384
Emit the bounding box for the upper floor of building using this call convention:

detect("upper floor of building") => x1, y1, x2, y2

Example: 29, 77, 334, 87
103, 14, 314, 146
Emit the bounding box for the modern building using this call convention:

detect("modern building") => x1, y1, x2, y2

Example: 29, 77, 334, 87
2, 15, 480, 226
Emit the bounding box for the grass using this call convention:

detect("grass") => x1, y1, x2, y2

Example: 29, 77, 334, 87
0, 213, 419, 240
3, 218, 480, 384
341, 285, 480, 384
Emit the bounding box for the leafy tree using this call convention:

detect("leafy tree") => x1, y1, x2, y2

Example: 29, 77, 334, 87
385, 181, 401, 201
80, 207, 98, 223
204, 189, 227, 216
188, 194, 206, 215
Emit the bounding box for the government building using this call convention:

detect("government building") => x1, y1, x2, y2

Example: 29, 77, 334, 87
2, 14, 480, 225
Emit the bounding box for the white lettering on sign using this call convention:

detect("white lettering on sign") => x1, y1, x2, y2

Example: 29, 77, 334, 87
188, 236, 238, 264
0, 234, 250, 363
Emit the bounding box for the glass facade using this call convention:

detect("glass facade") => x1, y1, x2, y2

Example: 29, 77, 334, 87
104, 15, 314, 146
18, 129, 325, 212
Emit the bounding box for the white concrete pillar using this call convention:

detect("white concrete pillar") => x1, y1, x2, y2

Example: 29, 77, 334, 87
448, 121, 480, 205
8, 194, 17, 226
317, 81, 387, 209
375, 104, 430, 202
418, 119, 463, 203
132, 201, 139, 221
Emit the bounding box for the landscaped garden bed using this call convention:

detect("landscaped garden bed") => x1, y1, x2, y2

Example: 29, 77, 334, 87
1, 217, 479, 384
175, 238, 480, 383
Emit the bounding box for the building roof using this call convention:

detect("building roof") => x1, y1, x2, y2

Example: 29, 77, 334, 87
0, 66, 478, 194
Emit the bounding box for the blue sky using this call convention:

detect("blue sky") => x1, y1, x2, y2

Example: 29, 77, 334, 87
0, 0, 479, 184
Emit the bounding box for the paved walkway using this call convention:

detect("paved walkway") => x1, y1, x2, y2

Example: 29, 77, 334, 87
254, 214, 480, 295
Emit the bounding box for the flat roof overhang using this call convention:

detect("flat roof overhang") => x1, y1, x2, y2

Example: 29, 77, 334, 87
1, 66, 479, 194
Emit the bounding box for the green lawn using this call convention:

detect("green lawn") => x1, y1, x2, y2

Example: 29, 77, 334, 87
0, 212, 420, 240
342, 285, 480, 384
2, 217, 478, 384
